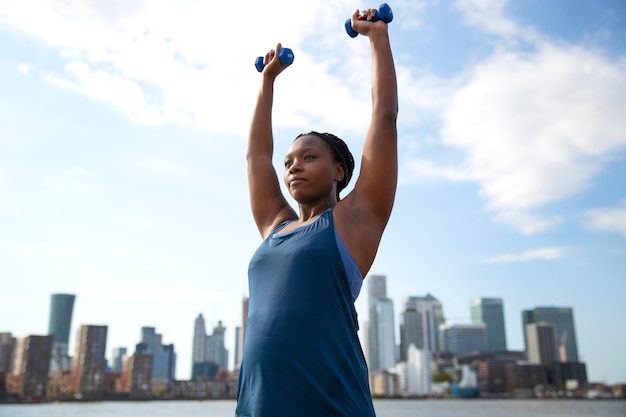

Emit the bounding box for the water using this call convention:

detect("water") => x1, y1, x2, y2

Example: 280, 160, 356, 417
0, 399, 624, 417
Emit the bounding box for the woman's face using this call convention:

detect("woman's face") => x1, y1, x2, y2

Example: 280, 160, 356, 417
283, 135, 343, 203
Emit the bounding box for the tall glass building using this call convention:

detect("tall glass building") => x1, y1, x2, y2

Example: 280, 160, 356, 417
470, 297, 507, 351
522, 306, 579, 362
399, 294, 445, 361
367, 275, 396, 371
439, 323, 487, 357
138, 327, 176, 381
48, 293, 75, 373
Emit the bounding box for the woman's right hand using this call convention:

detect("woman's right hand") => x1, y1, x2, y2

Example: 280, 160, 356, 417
261, 43, 290, 79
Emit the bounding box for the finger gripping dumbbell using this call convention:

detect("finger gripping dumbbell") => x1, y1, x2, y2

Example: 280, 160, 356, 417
345, 3, 393, 38
255, 48, 295, 72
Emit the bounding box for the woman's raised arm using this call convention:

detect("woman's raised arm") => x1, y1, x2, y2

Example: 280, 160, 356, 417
247, 44, 297, 239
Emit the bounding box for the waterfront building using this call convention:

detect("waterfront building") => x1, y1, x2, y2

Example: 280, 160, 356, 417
234, 297, 249, 371
234, 326, 242, 371
169, 378, 237, 399
505, 362, 548, 396
477, 361, 509, 395
206, 321, 228, 371
192, 361, 219, 380
522, 306, 579, 362
369, 369, 399, 397
10, 335, 53, 401
0, 332, 15, 372
191, 314, 229, 376
48, 293, 75, 374
549, 361, 588, 389
120, 353, 153, 398
137, 327, 176, 382
525, 322, 558, 365
406, 344, 432, 396
439, 323, 487, 357
470, 297, 507, 351
73, 324, 107, 400
192, 314, 207, 366
367, 275, 396, 371
46, 370, 73, 400
399, 294, 445, 361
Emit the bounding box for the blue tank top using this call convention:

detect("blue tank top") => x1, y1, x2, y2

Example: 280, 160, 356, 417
235, 209, 376, 417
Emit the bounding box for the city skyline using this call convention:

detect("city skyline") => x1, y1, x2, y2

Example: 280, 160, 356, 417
0, 290, 610, 386
1, 0, 625, 384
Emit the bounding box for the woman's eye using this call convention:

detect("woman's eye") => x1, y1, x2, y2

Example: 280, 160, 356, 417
284, 160, 292, 167
304, 154, 315, 160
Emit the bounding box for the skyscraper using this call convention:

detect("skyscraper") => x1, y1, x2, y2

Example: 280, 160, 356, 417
207, 321, 229, 371
525, 322, 559, 365
137, 327, 176, 382
367, 275, 396, 371
399, 294, 445, 361
235, 297, 249, 371
111, 347, 127, 373
48, 293, 75, 374
192, 314, 207, 365
439, 323, 487, 357
73, 325, 107, 399
470, 297, 507, 351
191, 314, 229, 378
522, 306, 579, 362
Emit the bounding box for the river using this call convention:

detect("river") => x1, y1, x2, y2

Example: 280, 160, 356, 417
0, 399, 624, 417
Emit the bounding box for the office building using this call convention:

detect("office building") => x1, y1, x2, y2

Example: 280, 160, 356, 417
367, 275, 396, 371
470, 297, 507, 351
192, 314, 207, 365
73, 325, 107, 399
235, 297, 249, 370
191, 314, 229, 378
399, 294, 445, 361
48, 293, 75, 374
522, 306, 579, 362
206, 321, 228, 371
136, 327, 176, 382
439, 323, 487, 357
111, 347, 127, 373
525, 322, 558, 365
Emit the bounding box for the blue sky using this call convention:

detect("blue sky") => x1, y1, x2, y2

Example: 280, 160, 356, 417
1, 0, 625, 383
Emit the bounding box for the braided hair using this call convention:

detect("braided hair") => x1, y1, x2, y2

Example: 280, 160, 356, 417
295, 131, 355, 200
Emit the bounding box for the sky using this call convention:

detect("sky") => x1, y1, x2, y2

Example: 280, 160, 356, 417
1, 0, 625, 384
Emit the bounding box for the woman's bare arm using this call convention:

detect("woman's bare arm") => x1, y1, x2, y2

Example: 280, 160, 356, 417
247, 44, 297, 239
335, 11, 398, 276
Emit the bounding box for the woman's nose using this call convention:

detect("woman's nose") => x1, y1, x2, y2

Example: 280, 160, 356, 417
289, 159, 301, 172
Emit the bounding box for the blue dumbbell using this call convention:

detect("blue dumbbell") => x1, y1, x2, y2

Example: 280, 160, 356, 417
345, 3, 393, 38
255, 48, 295, 72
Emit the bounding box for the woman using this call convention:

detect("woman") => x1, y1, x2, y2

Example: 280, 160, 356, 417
236, 7, 397, 417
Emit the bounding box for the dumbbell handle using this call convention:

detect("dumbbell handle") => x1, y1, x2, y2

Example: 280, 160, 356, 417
345, 3, 393, 38
255, 48, 295, 72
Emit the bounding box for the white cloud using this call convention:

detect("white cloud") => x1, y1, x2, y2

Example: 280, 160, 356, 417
454, 0, 540, 43
483, 246, 567, 263
438, 43, 626, 234
397, 0, 623, 234
585, 201, 626, 236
